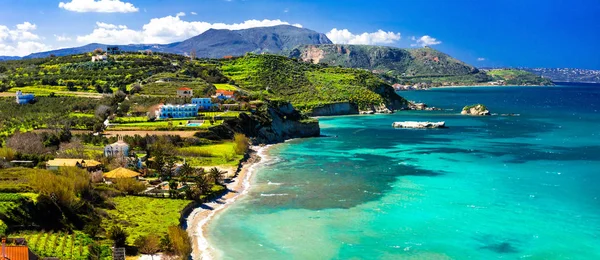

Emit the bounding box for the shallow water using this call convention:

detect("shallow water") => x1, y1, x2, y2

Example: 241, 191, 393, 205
207, 86, 600, 259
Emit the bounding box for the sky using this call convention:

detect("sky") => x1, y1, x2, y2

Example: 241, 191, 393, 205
1, 0, 599, 69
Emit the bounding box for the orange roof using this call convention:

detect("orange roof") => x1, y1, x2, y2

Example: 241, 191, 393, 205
178, 87, 192, 91
216, 90, 235, 96
3, 246, 34, 260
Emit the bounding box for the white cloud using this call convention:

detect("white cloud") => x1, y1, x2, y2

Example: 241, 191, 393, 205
411, 35, 442, 47
284, 8, 289, 13
58, 0, 139, 13
191, 12, 197, 15
326, 28, 401, 45
54, 34, 73, 42
0, 22, 50, 56
477, 57, 486, 61
176, 12, 186, 17
76, 14, 303, 44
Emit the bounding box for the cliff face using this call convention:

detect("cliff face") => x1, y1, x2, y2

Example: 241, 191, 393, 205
198, 101, 320, 144
309, 102, 359, 116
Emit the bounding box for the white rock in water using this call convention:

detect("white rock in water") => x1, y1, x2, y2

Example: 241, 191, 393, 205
392, 121, 446, 129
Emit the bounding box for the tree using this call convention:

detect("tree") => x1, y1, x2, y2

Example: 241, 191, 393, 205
88, 242, 103, 260
233, 133, 249, 155
66, 81, 76, 91
95, 105, 112, 120
57, 138, 85, 158
93, 48, 104, 54
166, 226, 192, 259
135, 234, 161, 258
209, 167, 226, 185
6, 132, 46, 155
179, 163, 193, 182
108, 226, 128, 247
194, 174, 211, 196
114, 178, 146, 195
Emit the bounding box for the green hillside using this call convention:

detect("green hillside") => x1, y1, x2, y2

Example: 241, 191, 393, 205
485, 69, 554, 85
220, 54, 407, 110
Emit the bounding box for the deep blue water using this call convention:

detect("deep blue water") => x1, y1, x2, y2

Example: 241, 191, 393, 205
208, 86, 600, 259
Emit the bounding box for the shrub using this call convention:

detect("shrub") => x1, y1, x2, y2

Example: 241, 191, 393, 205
113, 178, 146, 195
166, 226, 192, 259
107, 226, 128, 247
135, 234, 161, 255
233, 133, 249, 155
0, 147, 16, 161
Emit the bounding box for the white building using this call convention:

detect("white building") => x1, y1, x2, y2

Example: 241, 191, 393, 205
92, 54, 107, 62
155, 104, 198, 119
191, 98, 214, 110
104, 136, 130, 158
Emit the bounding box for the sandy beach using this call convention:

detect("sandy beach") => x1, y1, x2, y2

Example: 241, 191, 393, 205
186, 145, 270, 260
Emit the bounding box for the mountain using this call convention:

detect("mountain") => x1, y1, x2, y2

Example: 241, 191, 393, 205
165, 25, 332, 58
9, 25, 331, 60
290, 44, 478, 77
289, 44, 552, 86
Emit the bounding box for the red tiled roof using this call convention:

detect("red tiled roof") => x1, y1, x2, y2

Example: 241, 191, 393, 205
216, 90, 235, 96
178, 87, 192, 91
3, 246, 33, 260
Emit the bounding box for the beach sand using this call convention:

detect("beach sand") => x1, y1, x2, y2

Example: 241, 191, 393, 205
186, 145, 269, 260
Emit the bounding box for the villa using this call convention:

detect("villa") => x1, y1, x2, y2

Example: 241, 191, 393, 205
155, 104, 198, 119
15, 91, 34, 104
177, 87, 193, 98
104, 136, 130, 158
91, 54, 107, 62
214, 90, 235, 100
46, 159, 102, 171
191, 98, 214, 110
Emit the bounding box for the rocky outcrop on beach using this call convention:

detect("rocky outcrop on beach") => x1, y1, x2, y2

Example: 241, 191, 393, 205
197, 100, 320, 144
392, 121, 446, 129
461, 104, 490, 116
407, 101, 442, 111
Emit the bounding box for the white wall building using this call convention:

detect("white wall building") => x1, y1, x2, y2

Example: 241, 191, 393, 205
155, 104, 198, 119
104, 136, 130, 158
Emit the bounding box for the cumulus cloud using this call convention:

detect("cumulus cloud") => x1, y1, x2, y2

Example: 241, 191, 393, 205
411, 35, 442, 47
326, 28, 401, 45
477, 57, 485, 61
58, 0, 139, 13
76, 14, 303, 44
0, 22, 50, 56
191, 12, 197, 15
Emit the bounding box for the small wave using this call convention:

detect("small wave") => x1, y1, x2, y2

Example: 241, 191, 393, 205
260, 193, 289, 197
267, 181, 283, 186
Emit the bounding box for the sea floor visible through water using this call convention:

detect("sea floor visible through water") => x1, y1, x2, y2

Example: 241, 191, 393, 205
206, 85, 600, 259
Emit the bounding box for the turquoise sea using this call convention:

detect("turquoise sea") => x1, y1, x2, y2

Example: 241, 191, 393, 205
207, 85, 600, 259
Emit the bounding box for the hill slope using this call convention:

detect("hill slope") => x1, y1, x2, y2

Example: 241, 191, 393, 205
220, 54, 407, 110
166, 25, 332, 58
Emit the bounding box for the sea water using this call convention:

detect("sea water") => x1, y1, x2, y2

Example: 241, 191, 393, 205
207, 85, 600, 259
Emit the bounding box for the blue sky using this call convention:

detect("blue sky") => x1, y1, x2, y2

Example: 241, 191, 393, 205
1, 0, 599, 69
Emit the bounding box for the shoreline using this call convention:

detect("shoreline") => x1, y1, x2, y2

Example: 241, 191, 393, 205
186, 145, 272, 260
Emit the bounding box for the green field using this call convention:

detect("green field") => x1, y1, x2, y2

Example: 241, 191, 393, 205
213, 83, 237, 90
178, 142, 243, 167
19, 231, 107, 259
101, 196, 192, 243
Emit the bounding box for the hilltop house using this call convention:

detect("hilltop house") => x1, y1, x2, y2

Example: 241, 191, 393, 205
155, 104, 198, 119
213, 90, 235, 100
15, 91, 34, 104
191, 98, 214, 110
91, 54, 107, 62
177, 87, 193, 98
104, 136, 130, 158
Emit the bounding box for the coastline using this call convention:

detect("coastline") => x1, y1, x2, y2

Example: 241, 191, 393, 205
186, 145, 272, 260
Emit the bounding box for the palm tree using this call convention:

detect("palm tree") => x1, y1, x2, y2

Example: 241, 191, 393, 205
209, 167, 226, 185
179, 162, 193, 182
195, 175, 211, 196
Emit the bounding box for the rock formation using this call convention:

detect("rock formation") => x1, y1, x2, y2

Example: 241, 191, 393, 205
461, 104, 490, 116
392, 121, 446, 129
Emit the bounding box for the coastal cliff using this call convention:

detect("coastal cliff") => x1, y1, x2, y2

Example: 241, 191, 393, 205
308, 102, 359, 116
197, 100, 320, 144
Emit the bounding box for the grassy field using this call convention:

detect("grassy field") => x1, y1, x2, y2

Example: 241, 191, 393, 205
213, 83, 237, 90
111, 119, 224, 130
0, 168, 51, 192
178, 142, 243, 167
19, 231, 107, 259
101, 196, 192, 244
69, 112, 95, 118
